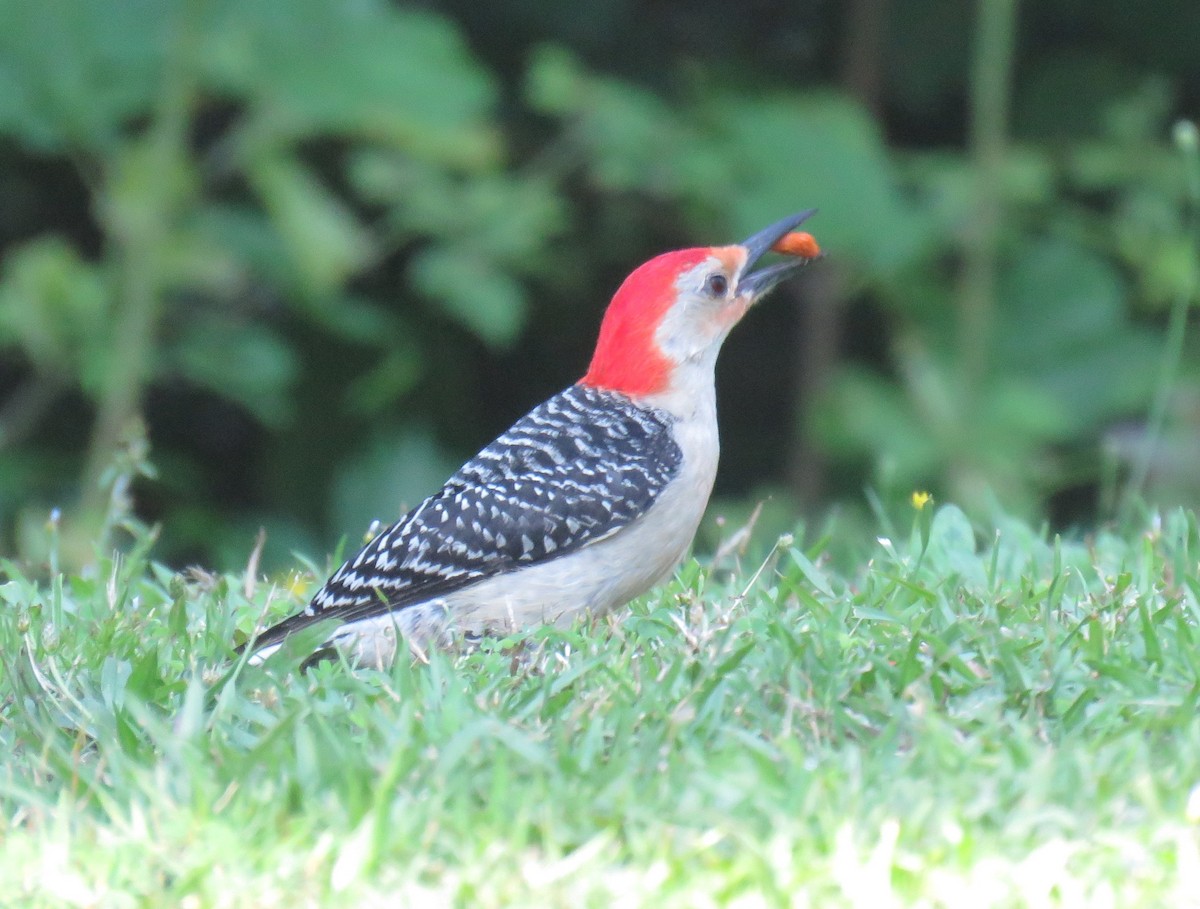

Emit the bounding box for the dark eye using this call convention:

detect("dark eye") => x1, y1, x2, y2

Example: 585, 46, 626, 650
705, 273, 729, 296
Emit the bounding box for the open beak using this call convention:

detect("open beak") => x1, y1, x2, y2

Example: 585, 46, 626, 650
736, 209, 819, 300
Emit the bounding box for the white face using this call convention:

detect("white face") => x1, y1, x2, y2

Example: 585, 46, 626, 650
653, 248, 754, 367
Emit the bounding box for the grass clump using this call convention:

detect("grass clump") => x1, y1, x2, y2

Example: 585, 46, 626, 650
2, 504, 1199, 907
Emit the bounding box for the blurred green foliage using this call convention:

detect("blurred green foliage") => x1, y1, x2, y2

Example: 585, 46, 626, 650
0, 0, 1196, 569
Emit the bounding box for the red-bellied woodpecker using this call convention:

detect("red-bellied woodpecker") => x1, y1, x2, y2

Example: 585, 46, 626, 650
245, 210, 819, 666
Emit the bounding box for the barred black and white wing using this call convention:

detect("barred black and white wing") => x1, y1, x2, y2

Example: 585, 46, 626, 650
246, 384, 682, 655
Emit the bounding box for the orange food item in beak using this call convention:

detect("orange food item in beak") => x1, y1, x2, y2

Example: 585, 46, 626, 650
771, 231, 820, 259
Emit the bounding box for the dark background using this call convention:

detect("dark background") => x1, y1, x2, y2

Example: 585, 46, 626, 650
0, 0, 1197, 571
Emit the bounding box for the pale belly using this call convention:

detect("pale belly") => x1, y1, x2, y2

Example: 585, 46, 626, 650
334, 417, 720, 668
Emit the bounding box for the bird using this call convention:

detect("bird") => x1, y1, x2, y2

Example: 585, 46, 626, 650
243, 210, 819, 667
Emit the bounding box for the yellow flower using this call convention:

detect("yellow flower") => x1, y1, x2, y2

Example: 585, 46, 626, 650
285, 572, 311, 599
911, 491, 933, 511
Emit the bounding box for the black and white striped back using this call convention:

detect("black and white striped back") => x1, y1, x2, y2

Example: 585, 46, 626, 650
248, 384, 683, 651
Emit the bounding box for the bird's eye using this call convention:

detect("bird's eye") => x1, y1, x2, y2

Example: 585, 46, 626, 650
705, 273, 729, 297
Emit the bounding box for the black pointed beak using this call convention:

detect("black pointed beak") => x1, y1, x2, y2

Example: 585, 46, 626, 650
737, 209, 818, 299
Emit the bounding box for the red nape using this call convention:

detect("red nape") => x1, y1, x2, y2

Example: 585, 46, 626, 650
581, 248, 710, 397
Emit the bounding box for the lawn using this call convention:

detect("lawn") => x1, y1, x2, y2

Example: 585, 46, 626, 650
2, 504, 1199, 907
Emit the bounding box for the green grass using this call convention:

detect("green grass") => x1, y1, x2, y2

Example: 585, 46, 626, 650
3, 504, 1200, 907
